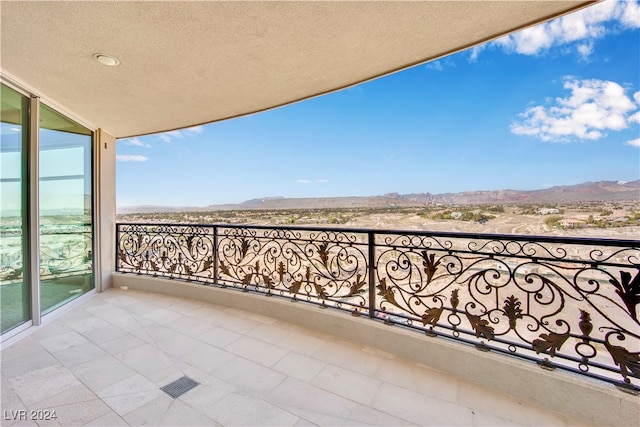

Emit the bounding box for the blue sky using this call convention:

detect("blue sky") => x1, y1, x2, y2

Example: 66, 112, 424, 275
117, 0, 640, 208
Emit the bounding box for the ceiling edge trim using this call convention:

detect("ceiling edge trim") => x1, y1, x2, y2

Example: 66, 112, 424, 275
1, 70, 99, 133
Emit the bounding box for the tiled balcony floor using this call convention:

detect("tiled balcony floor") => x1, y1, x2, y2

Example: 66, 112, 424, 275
1, 288, 579, 426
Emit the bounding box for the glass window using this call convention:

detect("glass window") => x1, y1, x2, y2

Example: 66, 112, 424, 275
0, 83, 31, 333
39, 103, 93, 315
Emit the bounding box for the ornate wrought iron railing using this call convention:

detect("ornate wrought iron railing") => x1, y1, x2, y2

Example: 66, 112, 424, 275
116, 222, 640, 391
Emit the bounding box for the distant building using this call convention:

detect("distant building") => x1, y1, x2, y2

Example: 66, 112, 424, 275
451, 212, 463, 219
538, 208, 560, 215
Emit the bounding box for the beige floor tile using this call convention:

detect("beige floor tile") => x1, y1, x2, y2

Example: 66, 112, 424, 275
141, 307, 183, 325
311, 364, 382, 406
212, 357, 286, 395
347, 404, 416, 426
34, 398, 112, 426
197, 326, 242, 348
181, 343, 236, 372
51, 341, 108, 368
9, 364, 81, 407
105, 311, 153, 332
122, 392, 174, 425
186, 305, 227, 324
165, 315, 212, 337
85, 304, 131, 321
275, 330, 327, 356
205, 393, 300, 426
157, 298, 207, 316
37, 330, 89, 353
374, 357, 459, 403
1, 372, 18, 403
98, 333, 146, 356
1, 337, 43, 361
268, 377, 358, 422
28, 384, 97, 410
155, 331, 204, 358
224, 307, 279, 325
313, 339, 384, 377
1, 349, 59, 379
247, 322, 295, 343
97, 373, 158, 398
103, 388, 164, 417
225, 335, 289, 366
214, 312, 261, 334
99, 375, 164, 417
272, 351, 327, 383
371, 382, 474, 426
80, 324, 130, 344
160, 398, 221, 426
70, 354, 137, 393
86, 409, 129, 426
457, 381, 570, 427
28, 321, 73, 341
63, 315, 110, 333
472, 411, 524, 426
116, 343, 176, 377
178, 380, 237, 411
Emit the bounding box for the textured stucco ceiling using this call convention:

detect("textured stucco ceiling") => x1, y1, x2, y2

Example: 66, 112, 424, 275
0, 1, 594, 138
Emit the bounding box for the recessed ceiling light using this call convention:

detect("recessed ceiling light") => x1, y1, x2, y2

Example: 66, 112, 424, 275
93, 53, 120, 66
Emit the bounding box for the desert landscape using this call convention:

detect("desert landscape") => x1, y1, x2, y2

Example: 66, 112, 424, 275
117, 180, 640, 238
117, 200, 640, 239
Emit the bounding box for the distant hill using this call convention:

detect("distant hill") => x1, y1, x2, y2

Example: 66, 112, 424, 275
118, 180, 640, 213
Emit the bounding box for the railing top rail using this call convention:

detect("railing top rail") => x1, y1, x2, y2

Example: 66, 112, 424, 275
116, 222, 640, 247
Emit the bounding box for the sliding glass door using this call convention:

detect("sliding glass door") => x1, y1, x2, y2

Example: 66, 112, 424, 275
1, 82, 95, 334
39, 104, 94, 314
0, 84, 30, 333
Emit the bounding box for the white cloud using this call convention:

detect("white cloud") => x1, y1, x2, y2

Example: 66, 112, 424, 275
475, 0, 639, 59
425, 61, 444, 71
316, 179, 328, 183
122, 137, 151, 148
577, 41, 594, 61
627, 138, 640, 147
117, 154, 148, 162
426, 57, 457, 70
511, 78, 638, 142
297, 179, 311, 184
157, 125, 204, 143
469, 45, 485, 62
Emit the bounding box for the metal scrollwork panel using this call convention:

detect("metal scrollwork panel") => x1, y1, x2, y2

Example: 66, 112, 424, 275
117, 224, 214, 282
217, 227, 369, 311
375, 233, 640, 387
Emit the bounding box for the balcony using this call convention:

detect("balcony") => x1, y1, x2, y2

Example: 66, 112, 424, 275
106, 222, 640, 424
1, 1, 638, 426
1, 222, 637, 426
0, 287, 593, 426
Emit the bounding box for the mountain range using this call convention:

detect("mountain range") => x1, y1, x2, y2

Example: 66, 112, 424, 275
118, 180, 640, 213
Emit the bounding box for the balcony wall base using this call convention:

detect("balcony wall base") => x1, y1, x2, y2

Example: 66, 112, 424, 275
113, 272, 639, 427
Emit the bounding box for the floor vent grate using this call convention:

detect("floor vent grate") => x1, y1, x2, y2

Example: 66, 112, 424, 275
160, 376, 199, 398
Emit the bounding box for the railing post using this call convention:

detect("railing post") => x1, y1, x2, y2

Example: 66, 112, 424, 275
368, 231, 376, 318
213, 225, 219, 285
114, 224, 119, 272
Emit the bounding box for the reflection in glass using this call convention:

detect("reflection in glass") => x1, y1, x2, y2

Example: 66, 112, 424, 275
39, 104, 93, 314
0, 84, 31, 333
